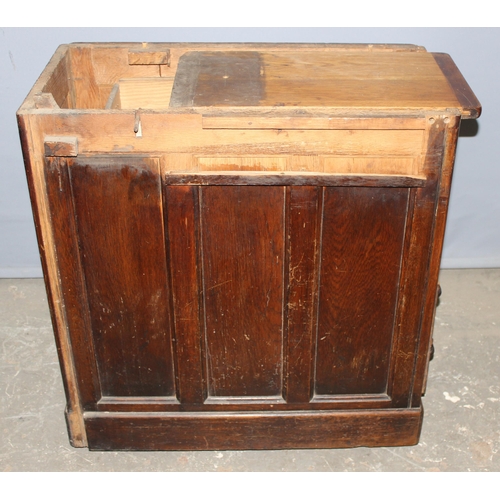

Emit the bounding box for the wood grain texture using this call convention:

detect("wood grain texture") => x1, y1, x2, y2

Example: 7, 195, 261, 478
201, 116, 427, 130
67, 47, 102, 109
84, 407, 423, 450
44, 158, 101, 409
164, 172, 425, 187
128, 49, 170, 65
90, 47, 161, 85
170, 51, 264, 107
171, 50, 461, 111
315, 187, 409, 395
285, 186, 322, 403
389, 120, 447, 407
411, 116, 461, 405
261, 51, 460, 109
18, 113, 88, 447
32, 113, 425, 157
200, 186, 285, 397
197, 156, 288, 171
68, 156, 176, 397
116, 78, 174, 109
164, 186, 206, 404
432, 53, 482, 118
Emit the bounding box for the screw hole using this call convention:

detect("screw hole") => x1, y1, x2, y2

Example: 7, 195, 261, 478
429, 117, 435, 124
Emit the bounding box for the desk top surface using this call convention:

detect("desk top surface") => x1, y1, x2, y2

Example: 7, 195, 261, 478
168, 47, 480, 118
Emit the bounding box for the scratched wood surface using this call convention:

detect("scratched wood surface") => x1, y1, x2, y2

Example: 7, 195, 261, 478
315, 187, 409, 395
201, 186, 285, 397
67, 156, 176, 397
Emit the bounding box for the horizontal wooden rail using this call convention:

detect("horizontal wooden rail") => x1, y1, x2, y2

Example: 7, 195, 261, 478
164, 172, 426, 187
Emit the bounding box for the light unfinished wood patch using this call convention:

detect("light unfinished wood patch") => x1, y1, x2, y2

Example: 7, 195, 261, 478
323, 156, 417, 175
114, 78, 174, 109
197, 156, 288, 171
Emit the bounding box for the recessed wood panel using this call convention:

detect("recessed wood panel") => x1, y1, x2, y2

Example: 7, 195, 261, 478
200, 186, 285, 397
315, 187, 409, 395
68, 157, 175, 397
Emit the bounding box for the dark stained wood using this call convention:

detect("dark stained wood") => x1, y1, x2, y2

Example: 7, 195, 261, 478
170, 51, 264, 107
389, 121, 447, 407
315, 187, 409, 395
411, 117, 461, 405
95, 395, 393, 412
68, 156, 176, 397
284, 186, 322, 403
84, 407, 423, 450
164, 186, 206, 404
432, 53, 482, 119
200, 186, 285, 397
164, 173, 426, 187
44, 157, 101, 409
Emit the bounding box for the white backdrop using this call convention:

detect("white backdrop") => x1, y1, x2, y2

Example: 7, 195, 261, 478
1, 27, 498, 277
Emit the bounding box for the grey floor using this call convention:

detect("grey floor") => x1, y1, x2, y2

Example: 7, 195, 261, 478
1, 269, 499, 472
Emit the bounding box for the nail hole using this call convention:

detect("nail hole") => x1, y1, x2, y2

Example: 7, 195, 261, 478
429, 117, 435, 124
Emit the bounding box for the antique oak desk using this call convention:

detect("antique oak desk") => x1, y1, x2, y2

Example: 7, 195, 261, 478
18, 43, 480, 450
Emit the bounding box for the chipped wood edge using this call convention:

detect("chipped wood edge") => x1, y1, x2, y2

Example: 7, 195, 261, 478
432, 53, 482, 119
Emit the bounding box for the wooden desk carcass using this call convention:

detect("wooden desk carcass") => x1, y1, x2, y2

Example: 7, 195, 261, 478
17, 43, 481, 450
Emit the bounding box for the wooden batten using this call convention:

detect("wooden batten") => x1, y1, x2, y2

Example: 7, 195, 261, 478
128, 48, 170, 66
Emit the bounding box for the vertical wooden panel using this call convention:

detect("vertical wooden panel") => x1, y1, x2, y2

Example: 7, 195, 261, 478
315, 187, 409, 395
201, 186, 285, 397
44, 157, 100, 409
285, 186, 322, 403
164, 186, 206, 404
69, 157, 175, 397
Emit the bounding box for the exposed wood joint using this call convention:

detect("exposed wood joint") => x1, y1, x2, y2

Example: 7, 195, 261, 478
44, 136, 78, 157
34, 93, 59, 109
